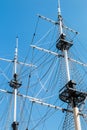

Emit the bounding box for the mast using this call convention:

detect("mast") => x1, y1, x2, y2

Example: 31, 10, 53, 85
57, 1, 81, 130
57, 0, 71, 81
12, 36, 19, 130
14, 36, 18, 123
9, 36, 21, 130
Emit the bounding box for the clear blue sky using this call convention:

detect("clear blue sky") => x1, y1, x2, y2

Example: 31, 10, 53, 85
0, 0, 87, 49
0, 0, 87, 130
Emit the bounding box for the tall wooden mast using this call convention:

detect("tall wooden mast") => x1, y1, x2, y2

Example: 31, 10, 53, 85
57, 0, 84, 130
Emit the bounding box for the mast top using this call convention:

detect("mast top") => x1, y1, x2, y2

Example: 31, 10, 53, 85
16, 36, 18, 49
58, 0, 61, 16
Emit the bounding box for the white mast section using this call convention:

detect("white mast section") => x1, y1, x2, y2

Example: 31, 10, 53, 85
64, 50, 70, 81
58, 0, 63, 34
13, 36, 18, 122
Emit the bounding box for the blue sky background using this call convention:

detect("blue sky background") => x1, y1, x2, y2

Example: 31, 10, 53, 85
0, 0, 87, 51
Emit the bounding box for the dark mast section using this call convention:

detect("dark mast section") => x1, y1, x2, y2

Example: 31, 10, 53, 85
56, 33, 73, 51
59, 80, 86, 107
12, 122, 19, 130
56, 33, 86, 107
